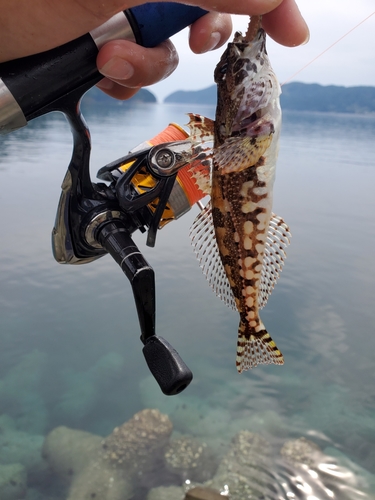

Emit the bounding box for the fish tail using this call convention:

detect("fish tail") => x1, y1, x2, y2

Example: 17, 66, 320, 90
236, 324, 284, 373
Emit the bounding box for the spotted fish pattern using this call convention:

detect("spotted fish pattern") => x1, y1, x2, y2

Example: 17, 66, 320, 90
189, 20, 291, 372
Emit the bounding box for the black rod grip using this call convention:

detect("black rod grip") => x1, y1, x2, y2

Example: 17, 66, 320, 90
0, 34, 100, 121
0, 3, 207, 125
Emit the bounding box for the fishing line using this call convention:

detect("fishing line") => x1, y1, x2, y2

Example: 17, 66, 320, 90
281, 10, 375, 85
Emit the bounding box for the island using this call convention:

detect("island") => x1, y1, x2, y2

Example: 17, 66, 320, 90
83, 86, 157, 105
164, 82, 375, 114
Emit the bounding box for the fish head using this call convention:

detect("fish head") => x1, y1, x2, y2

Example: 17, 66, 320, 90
214, 28, 281, 148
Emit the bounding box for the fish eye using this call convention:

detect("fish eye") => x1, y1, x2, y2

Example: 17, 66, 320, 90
214, 61, 228, 83
219, 63, 228, 75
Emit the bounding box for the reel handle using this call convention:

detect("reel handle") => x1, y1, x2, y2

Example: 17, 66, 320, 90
97, 219, 192, 395
97, 220, 156, 341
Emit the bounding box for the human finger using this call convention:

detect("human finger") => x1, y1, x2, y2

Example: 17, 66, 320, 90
96, 39, 178, 99
189, 12, 232, 54
262, 0, 309, 46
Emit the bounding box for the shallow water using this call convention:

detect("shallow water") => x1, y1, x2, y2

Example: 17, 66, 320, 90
0, 100, 374, 499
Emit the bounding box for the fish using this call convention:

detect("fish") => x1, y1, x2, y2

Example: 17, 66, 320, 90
188, 17, 291, 372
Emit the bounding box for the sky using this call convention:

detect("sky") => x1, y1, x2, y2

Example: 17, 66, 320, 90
150, 0, 375, 102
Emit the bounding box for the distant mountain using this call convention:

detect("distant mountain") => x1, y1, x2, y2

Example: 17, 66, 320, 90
83, 86, 157, 105
164, 82, 375, 114
281, 83, 375, 114
164, 86, 217, 105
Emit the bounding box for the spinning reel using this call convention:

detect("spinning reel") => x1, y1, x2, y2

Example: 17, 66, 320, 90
0, 2, 209, 395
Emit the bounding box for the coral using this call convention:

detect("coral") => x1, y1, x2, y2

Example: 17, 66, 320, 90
164, 436, 217, 482
43, 409, 173, 500
0, 463, 27, 500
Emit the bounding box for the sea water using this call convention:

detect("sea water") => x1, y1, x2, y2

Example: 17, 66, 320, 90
0, 100, 374, 499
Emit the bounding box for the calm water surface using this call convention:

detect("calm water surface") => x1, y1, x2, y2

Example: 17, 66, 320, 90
0, 100, 374, 499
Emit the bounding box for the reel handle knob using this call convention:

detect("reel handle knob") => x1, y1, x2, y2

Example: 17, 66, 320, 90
143, 336, 193, 395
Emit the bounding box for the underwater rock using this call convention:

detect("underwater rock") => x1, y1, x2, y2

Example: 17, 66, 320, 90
0, 463, 27, 500
278, 438, 375, 500
324, 446, 375, 495
43, 425, 132, 500
293, 383, 375, 472
53, 352, 126, 427
0, 350, 48, 434
0, 415, 47, 483
147, 485, 185, 500
280, 436, 322, 467
139, 375, 231, 448
43, 409, 173, 499
164, 436, 217, 483
207, 430, 272, 499
146, 485, 223, 500
102, 408, 173, 483
226, 409, 288, 440
185, 486, 223, 500
42, 426, 103, 483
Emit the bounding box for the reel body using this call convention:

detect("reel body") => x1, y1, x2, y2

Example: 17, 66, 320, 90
52, 101, 207, 395
0, 2, 210, 395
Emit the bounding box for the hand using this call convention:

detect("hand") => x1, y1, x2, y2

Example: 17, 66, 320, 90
0, 0, 308, 100
96, 11, 233, 100
96, 0, 309, 100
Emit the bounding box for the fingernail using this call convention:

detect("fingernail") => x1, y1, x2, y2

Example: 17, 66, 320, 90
301, 29, 310, 45
96, 78, 114, 90
99, 57, 134, 80
201, 31, 221, 53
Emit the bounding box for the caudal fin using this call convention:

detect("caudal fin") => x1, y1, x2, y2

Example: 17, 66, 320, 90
236, 326, 284, 373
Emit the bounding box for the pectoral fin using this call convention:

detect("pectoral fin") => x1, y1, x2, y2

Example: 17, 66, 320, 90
214, 135, 272, 174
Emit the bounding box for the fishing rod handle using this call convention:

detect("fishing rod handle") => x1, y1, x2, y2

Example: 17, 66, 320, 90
0, 2, 207, 133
